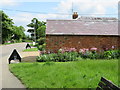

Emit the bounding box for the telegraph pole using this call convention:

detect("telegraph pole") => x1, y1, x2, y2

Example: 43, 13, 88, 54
72, 2, 74, 13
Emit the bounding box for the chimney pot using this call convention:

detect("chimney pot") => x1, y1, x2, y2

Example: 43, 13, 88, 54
72, 12, 78, 19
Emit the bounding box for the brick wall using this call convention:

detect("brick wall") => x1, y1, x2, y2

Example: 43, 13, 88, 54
46, 35, 120, 53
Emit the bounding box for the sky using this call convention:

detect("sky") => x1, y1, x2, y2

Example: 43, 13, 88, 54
0, 0, 119, 35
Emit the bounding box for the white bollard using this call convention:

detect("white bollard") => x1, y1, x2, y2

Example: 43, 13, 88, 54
33, 42, 35, 45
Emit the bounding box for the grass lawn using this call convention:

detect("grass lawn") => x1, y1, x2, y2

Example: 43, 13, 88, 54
3, 42, 21, 45
9, 59, 119, 88
23, 48, 38, 52
3, 43, 14, 45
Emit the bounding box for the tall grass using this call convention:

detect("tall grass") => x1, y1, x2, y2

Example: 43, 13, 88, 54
9, 59, 119, 88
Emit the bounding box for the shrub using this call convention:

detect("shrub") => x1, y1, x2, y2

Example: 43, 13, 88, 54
36, 43, 46, 51
103, 50, 120, 59
29, 43, 39, 47
80, 49, 120, 59
79, 48, 98, 59
37, 38, 46, 45
57, 52, 78, 62
36, 53, 58, 62
36, 52, 79, 62
80, 51, 91, 59
36, 47, 120, 62
90, 47, 97, 54
37, 45, 43, 51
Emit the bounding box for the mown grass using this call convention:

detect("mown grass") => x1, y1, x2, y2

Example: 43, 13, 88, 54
3, 42, 14, 45
3, 41, 22, 45
9, 59, 119, 88
23, 48, 38, 52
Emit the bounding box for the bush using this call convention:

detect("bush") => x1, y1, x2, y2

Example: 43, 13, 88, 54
80, 51, 103, 59
29, 43, 40, 47
37, 38, 46, 45
57, 52, 78, 62
37, 43, 46, 51
36, 52, 79, 62
80, 50, 120, 59
103, 50, 120, 59
36, 48, 120, 62
36, 53, 58, 62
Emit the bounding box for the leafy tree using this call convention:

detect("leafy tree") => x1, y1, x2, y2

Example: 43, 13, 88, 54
37, 25, 46, 38
12, 26, 26, 41
27, 18, 46, 41
1, 11, 14, 43
1, 11, 26, 43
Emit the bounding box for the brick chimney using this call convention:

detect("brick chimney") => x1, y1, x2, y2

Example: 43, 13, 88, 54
72, 12, 78, 19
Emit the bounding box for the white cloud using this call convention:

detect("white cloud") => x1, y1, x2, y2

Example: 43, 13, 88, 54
9, 12, 69, 34
55, 0, 118, 17
11, 12, 69, 26
0, 0, 19, 6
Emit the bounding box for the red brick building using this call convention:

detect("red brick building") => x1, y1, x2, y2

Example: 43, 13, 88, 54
46, 17, 120, 53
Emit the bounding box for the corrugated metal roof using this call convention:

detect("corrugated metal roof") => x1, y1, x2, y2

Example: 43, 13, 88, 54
46, 19, 119, 36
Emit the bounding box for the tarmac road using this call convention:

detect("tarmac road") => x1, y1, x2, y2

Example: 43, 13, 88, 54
0, 43, 27, 89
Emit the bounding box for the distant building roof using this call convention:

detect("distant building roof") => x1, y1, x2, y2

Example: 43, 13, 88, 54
46, 17, 119, 36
